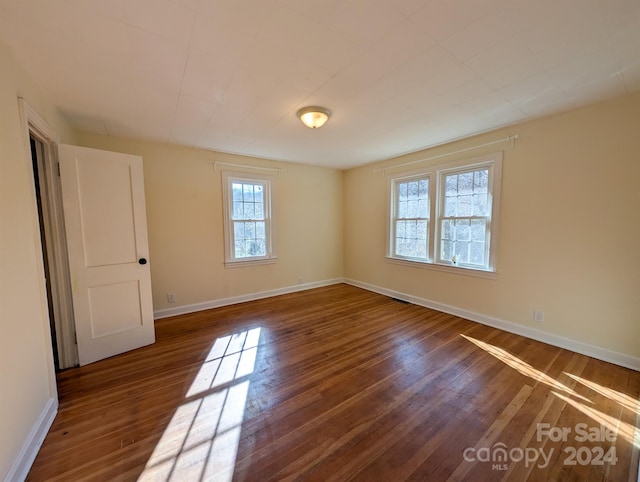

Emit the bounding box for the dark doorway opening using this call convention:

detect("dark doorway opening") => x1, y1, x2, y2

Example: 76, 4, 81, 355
30, 135, 60, 371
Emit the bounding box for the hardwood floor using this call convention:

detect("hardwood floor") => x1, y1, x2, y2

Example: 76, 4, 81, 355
27, 284, 640, 481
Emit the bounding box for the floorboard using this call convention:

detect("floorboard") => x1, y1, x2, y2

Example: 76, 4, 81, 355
27, 284, 640, 481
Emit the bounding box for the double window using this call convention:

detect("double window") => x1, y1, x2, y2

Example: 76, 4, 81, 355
389, 152, 502, 273
222, 172, 274, 266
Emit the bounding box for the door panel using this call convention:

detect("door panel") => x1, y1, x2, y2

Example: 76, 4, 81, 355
76, 157, 138, 266
87, 281, 142, 337
58, 144, 155, 366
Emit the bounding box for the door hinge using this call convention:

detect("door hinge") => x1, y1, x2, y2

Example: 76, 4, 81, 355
57, 163, 61, 176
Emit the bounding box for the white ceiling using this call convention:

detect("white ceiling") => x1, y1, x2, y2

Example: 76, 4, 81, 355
1, 0, 639, 169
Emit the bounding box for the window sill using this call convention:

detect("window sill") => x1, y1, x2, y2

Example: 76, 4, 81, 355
225, 257, 277, 269
385, 256, 498, 280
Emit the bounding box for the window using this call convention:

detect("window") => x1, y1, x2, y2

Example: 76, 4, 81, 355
222, 172, 274, 266
392, 176, 430, 260
388, 152, 502, 273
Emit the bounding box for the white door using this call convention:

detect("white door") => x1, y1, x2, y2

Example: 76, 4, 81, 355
58, 144, 155, 366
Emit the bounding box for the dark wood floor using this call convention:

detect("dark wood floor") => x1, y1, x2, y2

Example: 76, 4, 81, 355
27, 284, 640, 481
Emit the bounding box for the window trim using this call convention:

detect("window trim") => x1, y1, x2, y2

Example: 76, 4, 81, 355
221, 171, 276, 267
386, 152, 502, 276
389, 171, 435, 263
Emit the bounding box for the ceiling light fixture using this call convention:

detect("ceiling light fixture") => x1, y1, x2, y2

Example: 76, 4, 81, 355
296, 106, 331, 129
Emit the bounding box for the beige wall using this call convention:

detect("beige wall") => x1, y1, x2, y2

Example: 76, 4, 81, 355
0, 42, 76, 478
74, 133, 344, 311
344, 93, 640, 360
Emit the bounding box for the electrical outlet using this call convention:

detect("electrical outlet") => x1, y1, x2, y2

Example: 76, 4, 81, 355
297, 276, 303, 284
533, 309, 544, 322
167, 293, 176, 304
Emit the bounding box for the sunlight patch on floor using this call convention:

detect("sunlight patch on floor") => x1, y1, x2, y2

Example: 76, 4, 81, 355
461, 334, 591, 403
552, 391, 639, 448
565, 372, 640, 416
138, 327, 262, 481
462, 334, 640, 451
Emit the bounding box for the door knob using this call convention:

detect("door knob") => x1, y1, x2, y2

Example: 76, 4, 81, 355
138, 258, 147, 265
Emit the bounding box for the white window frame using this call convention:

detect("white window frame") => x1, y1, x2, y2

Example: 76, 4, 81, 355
389, 172, 435, 262
387, 152, 502, 277
222, 171, 276, 267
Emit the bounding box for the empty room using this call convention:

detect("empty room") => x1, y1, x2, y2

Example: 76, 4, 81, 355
1, 1, 639, 481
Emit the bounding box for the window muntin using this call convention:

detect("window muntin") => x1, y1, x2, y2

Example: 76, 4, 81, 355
223, 173, 274, 265
392, 177, 430, 260
388, 153, 501, 273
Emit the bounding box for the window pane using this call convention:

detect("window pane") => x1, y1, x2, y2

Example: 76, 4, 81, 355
397, 177, 428, 221
417, 199, 428, 218
243, 184, 254, 202
407, 200, 418, 218
254, 202, 264, 219
245, 240, 256, 256
234, 241, 245, 258
458, 172, 473, 195
408, 220, 417, 239
457, 195, 473, 216
398, 200, 407, 218
454, 241, 469, 263
232, 183, 243, 201
394, 217, 428, 260
444, 197, 456, 216
234, 221, 244, 240
419, 179, 429, 199
408, 181, 419, 199
416, 220, 427, 240
398, 182, 408, 201
405, 237, 416, 255
244, 222, 255, 239
255, 239, 266, 256
442, 219, 454, 240
455, 219, 470, 241
473, 193, 488, 216
444, 168, 490, 217
256, 221, 265, 239
470, 219, 486, 242
470, 242, 485, 265
396, 220, 406, 238
254, 184, 264, 202
445, 174, 457, 196
441, 240, 453, 260
474, 169, 488, 193
442, 218, 484, 264
243, 203, 255, 220
232, 201, 243, 220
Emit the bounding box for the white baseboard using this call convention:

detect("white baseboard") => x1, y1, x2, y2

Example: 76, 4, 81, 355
154, 278, 344, 319
344, 278, 640, 372
4, 397, 58, 482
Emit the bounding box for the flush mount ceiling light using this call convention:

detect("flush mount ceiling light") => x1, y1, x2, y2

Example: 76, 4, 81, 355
296, 106, 331, 129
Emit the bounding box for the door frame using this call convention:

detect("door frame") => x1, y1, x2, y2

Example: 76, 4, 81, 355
19, 98, 78, 369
